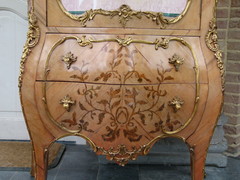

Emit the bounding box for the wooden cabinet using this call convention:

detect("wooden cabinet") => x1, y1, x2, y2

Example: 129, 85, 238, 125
19, 0, 224, 179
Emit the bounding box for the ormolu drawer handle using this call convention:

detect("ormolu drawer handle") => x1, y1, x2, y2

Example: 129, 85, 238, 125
168, 97, 184, 113
169, 54, 184, 72
59, 95, 76, 112
62, 52, 77, 69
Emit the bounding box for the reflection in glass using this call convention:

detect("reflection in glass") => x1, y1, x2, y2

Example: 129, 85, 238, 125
61, 0, 188, 17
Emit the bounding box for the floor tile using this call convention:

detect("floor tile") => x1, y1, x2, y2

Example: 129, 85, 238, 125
204, 167, 228, 180
9, 171, 34, 180
1, 144, 240, 180
224, 174, 240, 180
139, 165, 190, 180
0, 171, 16, 180
8, 171, 57, 180
59, 150, 98, 169
225, 157, 240, 173
47, 167, 59, 180
55, 164, 99, 180
97, 164, 139, 180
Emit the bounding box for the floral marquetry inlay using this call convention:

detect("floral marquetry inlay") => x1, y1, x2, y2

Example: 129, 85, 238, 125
61, 57, 176, 142
43, 35, 201, 165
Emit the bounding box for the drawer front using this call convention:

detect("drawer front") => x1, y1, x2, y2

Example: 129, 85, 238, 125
37, 34, 208, 84
38, 81, 208, 148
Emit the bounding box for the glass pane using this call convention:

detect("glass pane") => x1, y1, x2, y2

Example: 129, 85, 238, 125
61, 0, 188, 17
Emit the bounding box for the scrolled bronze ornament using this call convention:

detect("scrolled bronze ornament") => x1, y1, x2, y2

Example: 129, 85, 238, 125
62, 52, 78, 69
18, 9, 40, 89
116, 37, 133, 47
60, 95, 76, 112
169, 54, 184, 71
97, 144, 147, 166
96, 135, 186, 166
205, 2, 225, 92
168, 97, 185, 112
57, 0, 192, 28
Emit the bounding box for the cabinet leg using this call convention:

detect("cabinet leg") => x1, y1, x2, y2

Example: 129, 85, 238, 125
32, 144, 49, 180
190, 145, 208, 180
31, 150, 36, 177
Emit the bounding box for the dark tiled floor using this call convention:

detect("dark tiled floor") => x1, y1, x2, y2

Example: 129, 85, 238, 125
0, 144, 240, 180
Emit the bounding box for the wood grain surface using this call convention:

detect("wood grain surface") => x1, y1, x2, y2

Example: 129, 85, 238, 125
20, 0, 223, 179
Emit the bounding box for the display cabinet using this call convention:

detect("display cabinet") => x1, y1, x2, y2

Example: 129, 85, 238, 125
19, 0, 224, 179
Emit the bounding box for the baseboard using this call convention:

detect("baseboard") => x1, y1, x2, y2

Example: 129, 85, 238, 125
0, 119, 86, 144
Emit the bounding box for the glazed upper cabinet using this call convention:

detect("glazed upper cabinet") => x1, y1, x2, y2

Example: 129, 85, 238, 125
19, 0, 224, 180
47, 0, 200, 29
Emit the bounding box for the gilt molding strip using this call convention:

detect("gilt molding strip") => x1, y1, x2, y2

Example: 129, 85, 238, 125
205, 0, 225, 92
18, 9, 40, 89
57, 0, 191, 28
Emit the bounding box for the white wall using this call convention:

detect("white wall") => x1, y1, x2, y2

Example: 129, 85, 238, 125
0, 0, 85, 144
0, 0, 29, 140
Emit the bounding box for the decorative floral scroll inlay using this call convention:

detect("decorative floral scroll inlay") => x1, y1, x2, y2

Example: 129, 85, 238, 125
45, 35, 200, 136
61, 112, 94, 133
18, 9, 40, 89
169, 54, 184, 71
59, 95, 76, 112
168, 97, 184, 112
62, 52, 77, 69
67, 51, 175, 142
44, 35, 200, 165
57, 0, 192, 28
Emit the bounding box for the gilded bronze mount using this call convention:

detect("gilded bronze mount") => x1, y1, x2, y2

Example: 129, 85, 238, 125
57, 0, 191, 28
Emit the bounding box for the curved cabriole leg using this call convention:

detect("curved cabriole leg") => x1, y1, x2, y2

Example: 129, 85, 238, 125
32, 144, 49, 180
189, 141, 210, 180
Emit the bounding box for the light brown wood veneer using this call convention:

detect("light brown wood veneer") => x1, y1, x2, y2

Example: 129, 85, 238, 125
19, 0, 224, 180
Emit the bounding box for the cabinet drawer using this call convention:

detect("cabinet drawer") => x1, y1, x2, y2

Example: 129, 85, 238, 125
37, 81, 208, 146
37, 34, 208, 84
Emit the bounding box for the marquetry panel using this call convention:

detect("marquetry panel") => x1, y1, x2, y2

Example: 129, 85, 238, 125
37, 81, 208, 165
